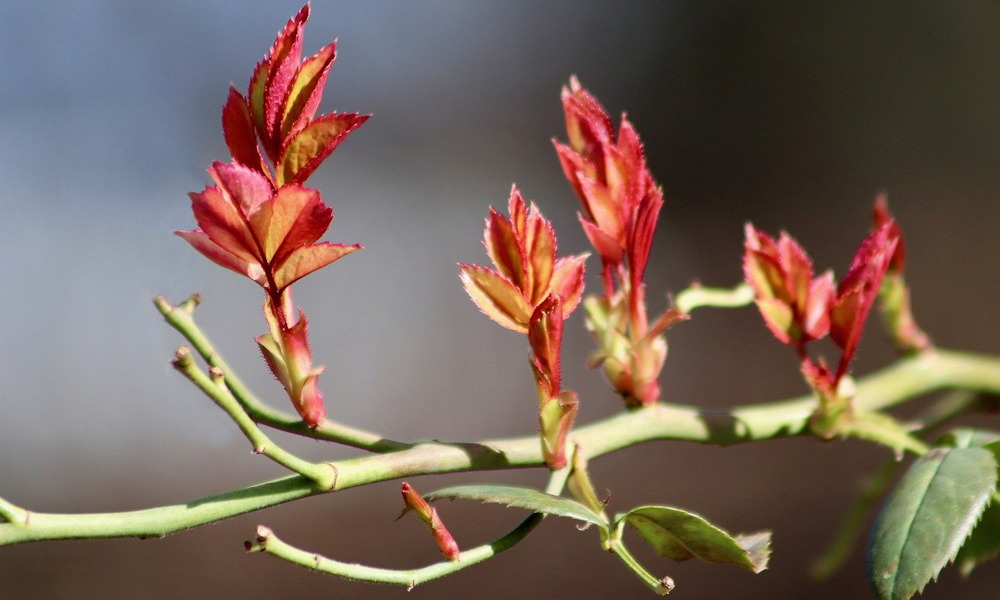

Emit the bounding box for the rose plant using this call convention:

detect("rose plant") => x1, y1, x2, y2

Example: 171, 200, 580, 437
1, 6, 999, 600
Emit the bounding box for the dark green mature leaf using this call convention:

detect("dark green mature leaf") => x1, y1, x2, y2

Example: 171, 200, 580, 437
425, 484, 608, 529
868, 447, 998, 600
622, 505, 771, 573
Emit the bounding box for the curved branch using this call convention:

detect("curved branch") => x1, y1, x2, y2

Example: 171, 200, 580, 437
155, 295, 409, 452
246, 466, 572, 587
2, 349, 998, 547
171, 346, 336, 489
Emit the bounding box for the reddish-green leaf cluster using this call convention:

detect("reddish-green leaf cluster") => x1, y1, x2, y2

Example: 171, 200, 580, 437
555, 79, 684, 407
222, 3, 368, 187
743, 224, 835, 351
460, 185, 587, 334
460, 187, 586, 469
178, 162, 359, 296
178, 4, 366, 427
743, 204, 900, 397
555, 77, 662, 284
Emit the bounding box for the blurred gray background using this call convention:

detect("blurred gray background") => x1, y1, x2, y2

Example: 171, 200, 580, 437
1, 1, 998, 598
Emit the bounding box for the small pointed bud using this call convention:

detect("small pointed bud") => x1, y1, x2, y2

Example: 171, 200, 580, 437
400, 482, 460, 561
870, 195, 931, 354
539, 391, 578, 470
567, 446, 607, 516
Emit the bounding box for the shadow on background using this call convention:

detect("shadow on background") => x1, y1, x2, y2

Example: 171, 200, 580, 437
1, 2, 998, 598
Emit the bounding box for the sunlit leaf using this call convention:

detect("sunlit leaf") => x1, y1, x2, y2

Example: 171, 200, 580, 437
622, 505, 770, 573
424, 484, 608, 529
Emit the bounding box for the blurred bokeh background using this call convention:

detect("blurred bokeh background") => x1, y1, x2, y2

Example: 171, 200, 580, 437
1, 1, 998, 598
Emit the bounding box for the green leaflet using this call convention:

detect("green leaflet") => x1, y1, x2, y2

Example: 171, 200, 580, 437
954, 437, 1000, 577
955, 499, 1000, 577
868, 445, 998, 600
621, 505, 771, 573
424, 484, 608, 529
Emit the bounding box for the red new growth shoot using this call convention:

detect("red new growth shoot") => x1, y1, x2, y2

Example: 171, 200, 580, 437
529, 295, 579, 469
744, 218, 899, 398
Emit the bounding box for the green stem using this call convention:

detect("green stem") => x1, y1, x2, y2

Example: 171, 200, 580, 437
172, 346, 336, 490
0, 496, 29, 525
674, 282, 754, 313
154, 295, 408, 453
2, 349, 999, 547
246, 466, 572, 587
0, 476, 312, 545
607, 519, 675, 595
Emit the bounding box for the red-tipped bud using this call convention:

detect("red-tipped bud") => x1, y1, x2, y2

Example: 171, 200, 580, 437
872, 194, 905, 274
539, 391, 578, 470
400, 482, 460, 561
870, 195, 931, 354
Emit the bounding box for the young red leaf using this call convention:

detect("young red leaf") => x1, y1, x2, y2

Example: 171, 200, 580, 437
280, 40, 337, 139
259, 5, 308, 157
273, 243, 361, 291
277, 113, 369, 185
528, 295, 564, 397
222, 86, 268, 179
459, 264, 532, 333
830, 224, 898, 377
